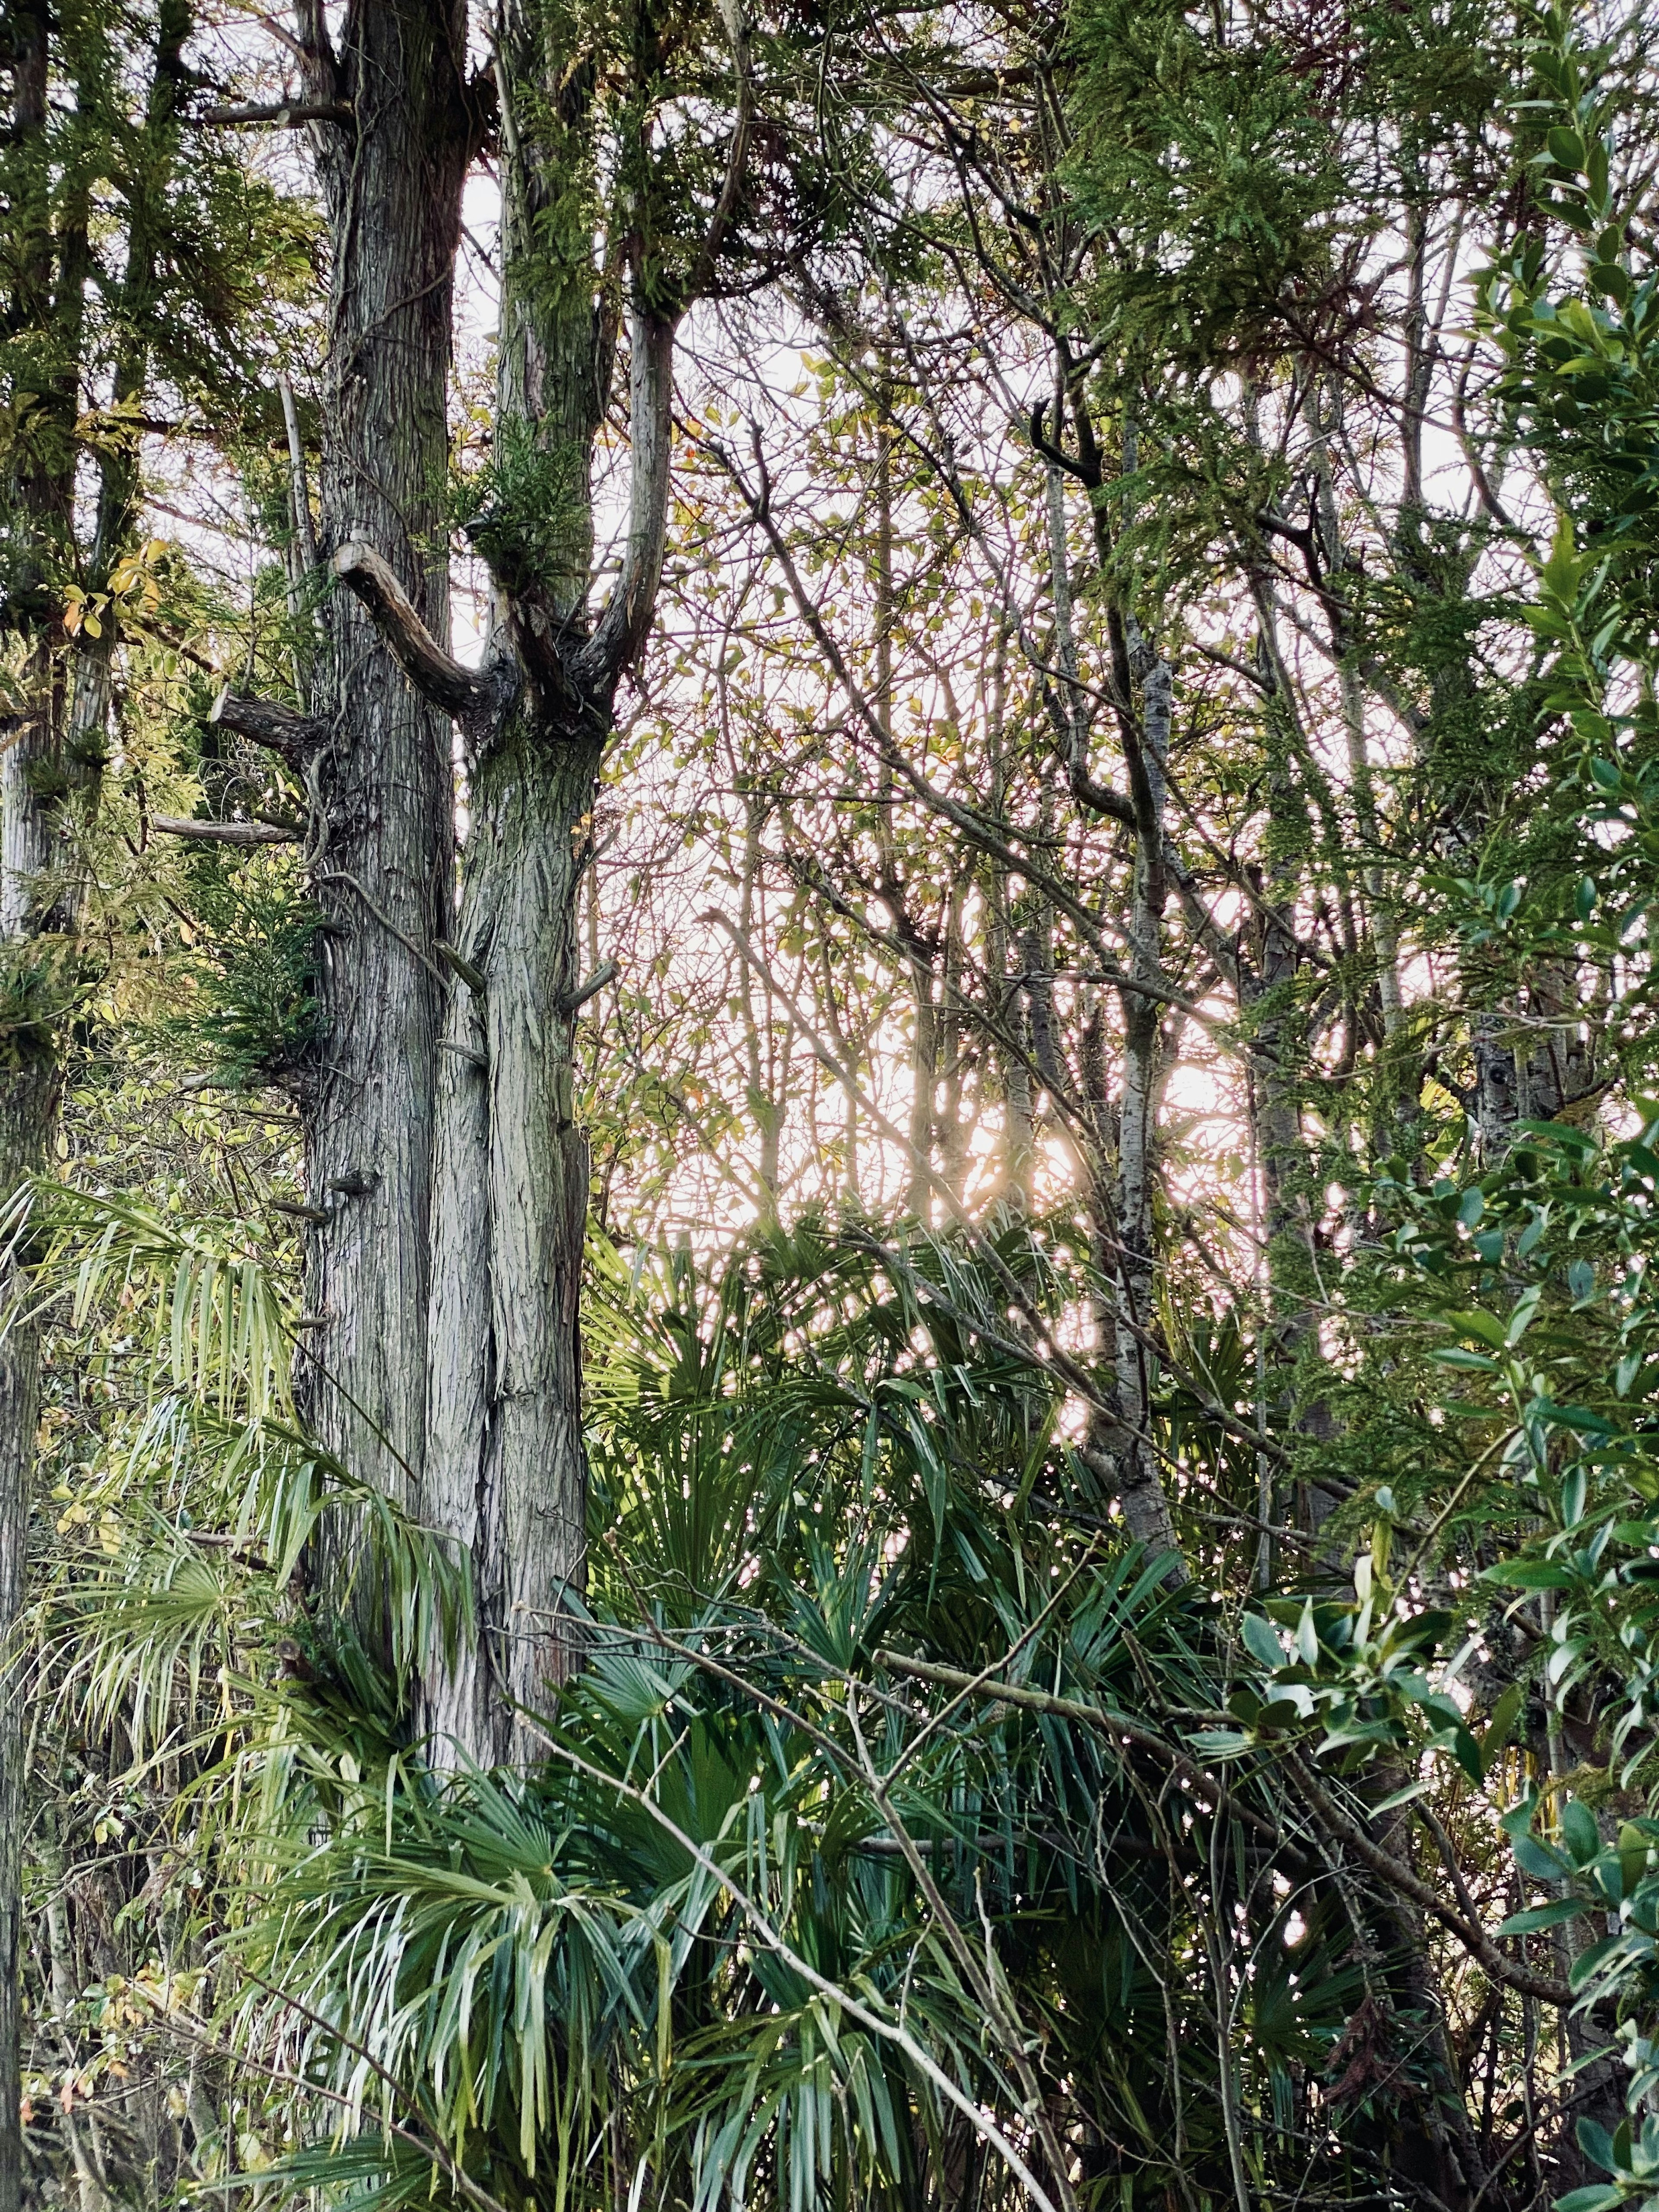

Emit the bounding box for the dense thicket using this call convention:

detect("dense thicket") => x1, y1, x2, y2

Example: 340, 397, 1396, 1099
4, 0, 1659, 2209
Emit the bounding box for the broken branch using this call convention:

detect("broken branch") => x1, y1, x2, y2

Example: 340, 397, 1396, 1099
209, 690, 326, 763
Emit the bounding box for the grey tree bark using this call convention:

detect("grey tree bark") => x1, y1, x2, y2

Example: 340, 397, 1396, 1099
422, 721, 602, 1762
332, 245, 682, 1764
1039, 431, 1185, 1575
222, 0, 749, 1764
1083, 646, 1185, 1576
290, 0, 473, 1553
406, 311, 677, 1765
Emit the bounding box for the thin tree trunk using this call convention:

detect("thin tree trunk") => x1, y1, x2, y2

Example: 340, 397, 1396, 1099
983, 626, 1033, 1213
907, 975, 937, 1226
938, 884, 969, 1204
1085, 650, 1184, 1574
737, 803, 784, 1227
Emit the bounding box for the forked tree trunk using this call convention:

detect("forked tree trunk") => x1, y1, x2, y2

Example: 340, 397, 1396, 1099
336, 296, 679, 1765
293, 0, 736, 1761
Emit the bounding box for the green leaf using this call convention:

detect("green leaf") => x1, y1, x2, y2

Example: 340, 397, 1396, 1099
1577, 2121, 1620, 2177
1444, 1307, 1508, 1350
1562, 1799, 1602, 1868
1369, 1776, 1434, 1815
1567, 1933, 1623, 1991
1541, 513, 1585, 599
1513, 1830, 1570, 1880
1241, 1613, 1284, 1671
1481, 1681, 1525, 1760
1562, 1466, 1588, 1528
1483, 1558, 1575, 1589
1451, 1725, 1484, 1782
1188, 1729, 1252, 1759
1506, 1285, 1543, 1346
1496, 1898, 1587, 1935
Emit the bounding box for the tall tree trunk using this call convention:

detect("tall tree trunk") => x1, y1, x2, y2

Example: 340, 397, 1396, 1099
983, 629, 1033, 1212
324, 0, 731, 1761
423, 719, 600, 1762
356, 248, 677, 1759
294, 0, 469, 1551
937, 884, 969, 1204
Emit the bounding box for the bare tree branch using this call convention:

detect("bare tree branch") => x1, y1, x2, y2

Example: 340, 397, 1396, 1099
575, 308, 676, 690
148, 815, 296, 846
332, 541, 489, 716
682, 0, 753, 305
196, 98, 353, 128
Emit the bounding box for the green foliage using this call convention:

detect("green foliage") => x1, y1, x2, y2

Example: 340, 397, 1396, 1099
0, 935, 87, 1059
0, 0, 315, 620
160, 854, 321, 1091
197, 1227, 1381, 2212
458, 424, 592, 608
1068, 0, 1348, 371
33, 3, 1659, 2210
